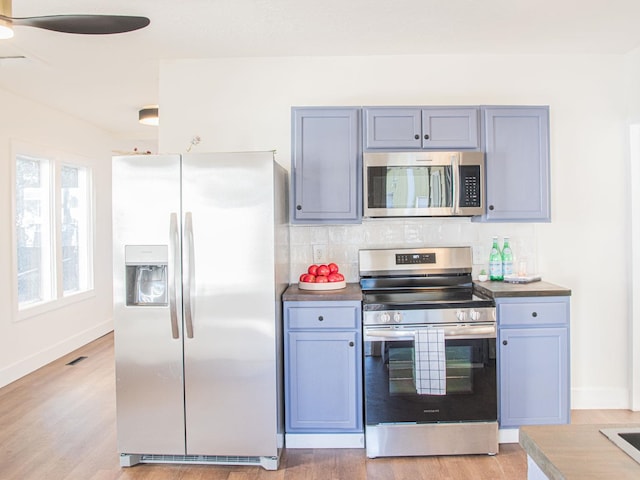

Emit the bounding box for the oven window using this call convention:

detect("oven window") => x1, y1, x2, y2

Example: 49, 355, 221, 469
364, 337, 496, 425
367, 166, 453, 209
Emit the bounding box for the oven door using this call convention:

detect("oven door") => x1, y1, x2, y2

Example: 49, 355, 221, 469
363, 323, 497, 425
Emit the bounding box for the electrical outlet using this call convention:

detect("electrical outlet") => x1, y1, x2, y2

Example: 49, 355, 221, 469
312, 244, 327, 264
472, 245, 484, 265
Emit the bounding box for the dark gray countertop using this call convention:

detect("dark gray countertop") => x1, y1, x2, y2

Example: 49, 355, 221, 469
282, 283, 363, 302
474, 280, 571, 298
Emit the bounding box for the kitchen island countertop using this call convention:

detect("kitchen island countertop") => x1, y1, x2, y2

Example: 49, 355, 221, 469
282, 283, 363, 302
520, 423, 640, 479
474, 279, 571, 298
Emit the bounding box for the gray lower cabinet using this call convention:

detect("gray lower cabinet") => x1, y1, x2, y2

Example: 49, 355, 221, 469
482, 106, 551, 221
364, 106, 480, 150
497, 296, 570, 428
291, 107, 361, 224
284, 300, 363, 447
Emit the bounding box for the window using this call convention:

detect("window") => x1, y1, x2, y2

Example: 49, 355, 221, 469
61, 165, 92, 295
14, 150, 94, 311
15, 156, 53, 305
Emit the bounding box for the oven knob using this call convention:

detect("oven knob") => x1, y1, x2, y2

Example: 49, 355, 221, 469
379, 312, 391, 323
456, 310, 467, 321
470, 310, 481, 321
393, 312, 402, 323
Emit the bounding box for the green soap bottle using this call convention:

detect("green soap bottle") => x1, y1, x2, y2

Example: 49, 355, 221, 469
502, 237, 514, 277
489, 236, 503, 281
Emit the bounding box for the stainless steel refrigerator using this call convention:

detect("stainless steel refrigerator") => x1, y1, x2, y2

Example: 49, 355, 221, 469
112, 151, 289, 470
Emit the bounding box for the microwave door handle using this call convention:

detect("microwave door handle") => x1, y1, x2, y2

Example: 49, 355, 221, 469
451, 154, 460, 214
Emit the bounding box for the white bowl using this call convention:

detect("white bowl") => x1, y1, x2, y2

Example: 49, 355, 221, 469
298, 280, 347, 291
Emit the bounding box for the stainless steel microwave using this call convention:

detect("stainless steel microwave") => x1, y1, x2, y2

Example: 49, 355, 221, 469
363, 151, 485, 217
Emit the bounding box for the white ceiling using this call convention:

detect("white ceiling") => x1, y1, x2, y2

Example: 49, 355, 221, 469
1, 0, 640, 140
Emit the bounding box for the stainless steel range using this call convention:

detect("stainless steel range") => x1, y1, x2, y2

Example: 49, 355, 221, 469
359, 246, 498, 458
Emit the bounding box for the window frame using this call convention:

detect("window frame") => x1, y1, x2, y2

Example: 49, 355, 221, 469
11, 141, 96, 321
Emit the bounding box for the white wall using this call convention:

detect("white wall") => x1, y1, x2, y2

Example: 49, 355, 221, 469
625, 46, 640, 410
159, 54, 631, 409
0, 88, 115, 387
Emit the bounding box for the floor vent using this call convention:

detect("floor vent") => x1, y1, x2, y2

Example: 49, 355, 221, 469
121, 453, 280, 470
141, 454, 262, 465
66, 356, 87, 366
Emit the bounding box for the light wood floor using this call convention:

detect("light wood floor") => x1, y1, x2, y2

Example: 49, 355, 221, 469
1, 333, 639, 480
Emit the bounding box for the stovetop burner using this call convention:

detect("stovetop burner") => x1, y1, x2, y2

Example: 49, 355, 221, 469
362, 290, 495, 311
359, 247, 496, 317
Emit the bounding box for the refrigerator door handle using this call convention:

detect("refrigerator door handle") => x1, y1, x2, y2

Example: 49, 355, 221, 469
169, 212, 180, 339
184, 211, 195, 338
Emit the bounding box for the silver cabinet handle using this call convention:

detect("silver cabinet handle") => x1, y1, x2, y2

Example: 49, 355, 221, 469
168, 213, 180, 339
183, 211, 195, 339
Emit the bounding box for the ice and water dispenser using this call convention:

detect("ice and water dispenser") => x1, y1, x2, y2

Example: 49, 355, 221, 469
125, 245, 169, 306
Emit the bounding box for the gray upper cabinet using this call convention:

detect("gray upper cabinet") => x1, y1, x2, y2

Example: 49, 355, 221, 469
482, 106, 551, 222
364, 107, 479, 150
291, 107, 361, 224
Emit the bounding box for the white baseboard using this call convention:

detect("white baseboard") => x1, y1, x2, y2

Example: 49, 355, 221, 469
0, 319, 113, 388
285, 433, 365, 449
571, 387, 630, 409
499, 428, 520, 444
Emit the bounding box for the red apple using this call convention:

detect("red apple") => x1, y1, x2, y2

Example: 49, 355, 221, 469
316, 264, 330, 276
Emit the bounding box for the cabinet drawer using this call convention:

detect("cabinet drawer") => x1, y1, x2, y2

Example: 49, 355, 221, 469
288, 306, 359, 329
499, 301, 569, 327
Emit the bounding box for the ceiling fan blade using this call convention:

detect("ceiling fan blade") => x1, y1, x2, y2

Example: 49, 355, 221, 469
0, 14, 150, 34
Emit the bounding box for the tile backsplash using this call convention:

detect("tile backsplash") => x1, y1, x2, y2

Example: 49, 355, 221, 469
289, 217, 537, 283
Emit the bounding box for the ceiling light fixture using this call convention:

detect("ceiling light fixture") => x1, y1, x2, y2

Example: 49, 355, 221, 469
138, 106, 159, 126
0, 23, 13, 39
0, 0, 13, 39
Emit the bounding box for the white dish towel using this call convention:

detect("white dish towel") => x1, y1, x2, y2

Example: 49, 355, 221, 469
414, 328, 446, 395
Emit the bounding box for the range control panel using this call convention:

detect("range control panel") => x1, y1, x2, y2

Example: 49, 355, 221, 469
395, 253, 436, 265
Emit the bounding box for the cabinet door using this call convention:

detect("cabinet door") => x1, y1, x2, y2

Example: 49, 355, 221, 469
364, 108, 422, 149
483, 106, 550, 221
286, 331, 361, 431
291, 108, 361, 223
499, 327, 569, 427
422, 108, 479, 149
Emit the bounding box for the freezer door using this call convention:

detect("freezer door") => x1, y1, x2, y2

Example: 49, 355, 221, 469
182, 152, 279, 456
113, 155, 186, 455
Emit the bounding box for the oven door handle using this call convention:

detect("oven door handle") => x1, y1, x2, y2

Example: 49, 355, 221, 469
364, 324, 496, 340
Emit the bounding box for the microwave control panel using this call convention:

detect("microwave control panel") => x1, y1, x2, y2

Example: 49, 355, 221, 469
459, 165, 481, 207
